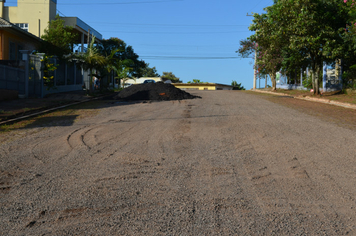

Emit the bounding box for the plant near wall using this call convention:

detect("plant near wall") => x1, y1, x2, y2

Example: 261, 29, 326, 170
342, 64, 356, 91
41, 55, 58, 90
302, 75, 313, 89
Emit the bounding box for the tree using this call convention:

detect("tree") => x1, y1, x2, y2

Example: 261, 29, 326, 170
241, 0, 350, 94
237, 39, 256, 58
247, 3, 290, 91
161, 72, 181, 83
231, 80, 246, 90
187, 79, 204, 84
40, 14, 78, 58
269, 0, 348, 94
338, 0, 356, 90
141, 64, 160, 77
96, 37, 146, 78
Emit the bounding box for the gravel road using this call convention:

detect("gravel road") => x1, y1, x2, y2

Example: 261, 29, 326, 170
1, 91, 356, 235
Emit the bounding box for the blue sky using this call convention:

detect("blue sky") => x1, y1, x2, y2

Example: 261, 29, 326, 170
9, 0, 274, 89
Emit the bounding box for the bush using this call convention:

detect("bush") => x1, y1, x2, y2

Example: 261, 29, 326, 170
342, 65, 356, 92
302, 75, 313, 89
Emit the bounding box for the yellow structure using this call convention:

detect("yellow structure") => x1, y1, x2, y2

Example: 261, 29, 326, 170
173, 83, 233, 91
0, 0, 102, 51
0, 18, 41, 60
1, 0, 56, 38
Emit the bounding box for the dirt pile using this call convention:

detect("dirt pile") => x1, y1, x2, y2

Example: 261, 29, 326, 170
114, 83, 201, 101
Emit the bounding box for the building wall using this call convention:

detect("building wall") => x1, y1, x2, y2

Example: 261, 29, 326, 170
0, 30, 39, 60
3, 0, 57, 38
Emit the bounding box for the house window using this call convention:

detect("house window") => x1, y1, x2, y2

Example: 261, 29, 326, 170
9, 42, 16, 60
15, 23, 29, 32
18, 45, 23, 60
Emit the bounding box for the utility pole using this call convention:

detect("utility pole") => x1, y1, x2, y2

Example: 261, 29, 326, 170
253, 50, 257, 90
247, 13, 257, 90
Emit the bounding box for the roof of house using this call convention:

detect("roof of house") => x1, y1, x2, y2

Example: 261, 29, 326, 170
0, 17, 42, 42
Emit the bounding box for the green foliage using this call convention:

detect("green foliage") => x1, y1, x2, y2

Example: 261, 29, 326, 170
302, 75, 313, 89
244, 0, 350, 94
161, 72, 181, 83
248, 5, 287, 90
342, 65, 356, 91
40, 15, 78, 58
96, 37, 146, 78
236, 39, 256, 58
37, 55, 58, 90
141, 64, 160, 77
187, 79, 204, 84
231, 80, 246, 90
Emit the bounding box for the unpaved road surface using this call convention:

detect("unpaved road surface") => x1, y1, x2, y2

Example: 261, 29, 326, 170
1, 91, 356, 235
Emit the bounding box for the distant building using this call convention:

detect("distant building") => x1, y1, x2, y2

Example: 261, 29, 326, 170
173, 83, 233, 91
121, 77, 162, 87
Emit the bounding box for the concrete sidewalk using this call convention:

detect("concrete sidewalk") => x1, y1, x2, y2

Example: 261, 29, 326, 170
252, 89, 356, 110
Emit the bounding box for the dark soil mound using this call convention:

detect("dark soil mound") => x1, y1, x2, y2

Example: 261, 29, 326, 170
114, 83, 201, 101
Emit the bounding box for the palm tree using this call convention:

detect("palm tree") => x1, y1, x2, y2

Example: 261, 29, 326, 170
103, 48, 137, 89
68, 35, 106, 93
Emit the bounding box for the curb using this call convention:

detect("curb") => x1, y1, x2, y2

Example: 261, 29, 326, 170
0, 94, 114, 126
251, 89, 356, 110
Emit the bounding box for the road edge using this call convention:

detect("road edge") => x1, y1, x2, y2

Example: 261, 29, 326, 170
250, 89, 356, 110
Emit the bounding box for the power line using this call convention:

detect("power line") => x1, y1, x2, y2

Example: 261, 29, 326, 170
60, 0, 183, 4
86, 22, 249, 27
5, 0, 183, 5
140, 55, 253, 60
133, 43, 239, 47
56, 9, 67, 17
247, 0, 269, 14
99, 30, 249, 34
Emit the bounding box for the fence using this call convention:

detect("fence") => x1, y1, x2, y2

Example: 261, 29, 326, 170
0, 54, 85, 98
0, 61, 26, 95
276, 66, 343, 91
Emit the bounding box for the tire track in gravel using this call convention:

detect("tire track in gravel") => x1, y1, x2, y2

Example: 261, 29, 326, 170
235, 92, 356, 234
2, 91, 356, 235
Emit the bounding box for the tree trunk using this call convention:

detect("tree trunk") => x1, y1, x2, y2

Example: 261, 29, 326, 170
89, 69, 94, 94
265, 75, 267, 88
270, 73, 276, 91
312, 69, 315, 92
314, 66, 320, 95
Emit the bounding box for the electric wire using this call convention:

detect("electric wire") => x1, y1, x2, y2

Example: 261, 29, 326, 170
5, 0, 183, 5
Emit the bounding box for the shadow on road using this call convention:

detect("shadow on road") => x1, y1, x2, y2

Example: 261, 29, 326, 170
20, 115, 79, 129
